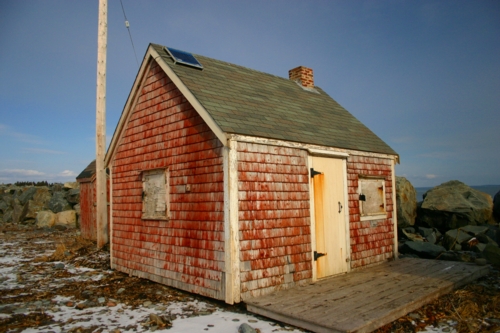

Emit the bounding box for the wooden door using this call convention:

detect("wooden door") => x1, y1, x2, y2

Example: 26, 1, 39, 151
311, 156, 348, 278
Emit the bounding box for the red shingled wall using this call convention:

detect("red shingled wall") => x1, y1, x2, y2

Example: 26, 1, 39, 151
347, 155, 395, 269
79, 180, 96, 241
237, 142, 312, 300
111, 61, 225, 300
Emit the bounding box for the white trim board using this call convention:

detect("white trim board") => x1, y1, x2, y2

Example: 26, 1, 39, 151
229, 134, 397, 162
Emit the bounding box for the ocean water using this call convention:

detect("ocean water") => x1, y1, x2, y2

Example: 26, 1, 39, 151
414, 185, 500, 202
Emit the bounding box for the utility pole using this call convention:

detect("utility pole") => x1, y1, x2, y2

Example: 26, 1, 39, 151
96, 0, 108, 248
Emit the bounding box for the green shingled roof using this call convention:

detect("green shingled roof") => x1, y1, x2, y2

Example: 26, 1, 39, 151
152, 44, 397, 157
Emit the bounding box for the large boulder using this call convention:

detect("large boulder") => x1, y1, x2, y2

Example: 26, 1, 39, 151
396, 177, 417, 227
56, 210, 77, 227
483, 245, 500, 266
64, 182, 79, 189
48, 192, 72, 213
33, 187, 51, 208
19, 200, 44, 222
417, 180, 495, 231
11, 199, 24, 223
66, 188, 80, 205
399, 241, 446, 259
36, 211, 56, 228
17, 187, 37, 205
494, 190, 500, 222
0, 200, 8, 214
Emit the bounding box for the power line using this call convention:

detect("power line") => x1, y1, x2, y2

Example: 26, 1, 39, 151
119, 0, 139, 68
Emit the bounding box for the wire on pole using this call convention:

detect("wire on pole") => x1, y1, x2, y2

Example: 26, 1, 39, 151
120, 0, 140, 68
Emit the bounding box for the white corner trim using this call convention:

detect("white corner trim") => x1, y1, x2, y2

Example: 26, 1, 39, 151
224, 139, 240, 304
109, 166, 114, 269
308, 148, 349, 158
391, 159, 399, 259
307, 156, 317, 282
150, 47, 227, 147
342, 158, 351, 272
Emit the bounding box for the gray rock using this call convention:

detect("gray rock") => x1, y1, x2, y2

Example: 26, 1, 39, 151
437, 251, 477, 263
11, 200, 23, 223
238, 323, 257, 333
417, 180, 495, 230
417, 227, 434, 238
475, 233, 498, 247
36, 211, 56, 228
74, 203, 81, 215
443, 229, 473, 250
55, 210, 77, 228
472, 243, 487, 253
2, 192, 14, 207
401, 229, 425, 242
0, 200, 9, 213
48, 192, 72, 213
399, 241, 446, 259
20, 200, 44, 222
483, 245, 500, 266
18, 187, 37, 205
403, 227, 416, 234
54, 263, 65, 270
66, 188, 80, 204
460, 225, 490, 236
396, 177, 417, 227
2, 209, 13, 222
33, 187, 51, 208
418, 227, 440, 244
64, 182, 79, 189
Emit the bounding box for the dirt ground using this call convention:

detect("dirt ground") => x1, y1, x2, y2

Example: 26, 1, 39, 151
0, 225, 498, 333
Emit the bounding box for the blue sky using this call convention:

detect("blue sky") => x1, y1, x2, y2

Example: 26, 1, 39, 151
0, 1, 499, 187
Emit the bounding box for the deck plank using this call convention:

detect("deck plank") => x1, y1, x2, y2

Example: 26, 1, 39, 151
246, 258, 489, 333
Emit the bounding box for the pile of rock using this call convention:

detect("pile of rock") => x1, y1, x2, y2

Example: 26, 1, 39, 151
0, 182, 80, 229
396, 178, 500, 266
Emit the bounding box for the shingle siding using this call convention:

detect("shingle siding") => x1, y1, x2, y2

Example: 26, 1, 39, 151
111, 61, 226, 300
237, 142, 312, 300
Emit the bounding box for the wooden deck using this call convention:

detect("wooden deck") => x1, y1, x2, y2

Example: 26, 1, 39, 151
246, 258, 490, 333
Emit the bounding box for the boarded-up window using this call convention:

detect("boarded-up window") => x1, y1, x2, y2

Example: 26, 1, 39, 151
142, 169, 170, 220
359, 178, 386, 219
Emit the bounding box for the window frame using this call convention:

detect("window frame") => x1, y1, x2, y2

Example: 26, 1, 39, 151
141, 168, 170, 220
358, 176, 387, 221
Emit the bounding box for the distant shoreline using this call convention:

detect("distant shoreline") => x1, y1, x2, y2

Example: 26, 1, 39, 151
415, 184, 500, 201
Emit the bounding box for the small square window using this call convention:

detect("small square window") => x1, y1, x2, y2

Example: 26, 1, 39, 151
142, 168, 170, 220
359, 177, 386, 220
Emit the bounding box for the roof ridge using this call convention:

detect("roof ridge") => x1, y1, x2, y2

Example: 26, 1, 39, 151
154, 43, 313, 90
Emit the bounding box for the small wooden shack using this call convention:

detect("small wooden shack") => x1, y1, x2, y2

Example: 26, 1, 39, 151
76, 160, 109, 241
97, 43, 399, 304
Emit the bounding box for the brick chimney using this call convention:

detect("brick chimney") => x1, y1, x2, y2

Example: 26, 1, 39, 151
289, 66, 314, 88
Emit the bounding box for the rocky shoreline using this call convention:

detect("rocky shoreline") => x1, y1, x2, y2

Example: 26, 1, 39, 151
0, 182, 80, 229
396, 178, 500, 267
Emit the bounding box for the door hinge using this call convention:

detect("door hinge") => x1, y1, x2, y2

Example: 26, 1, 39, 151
314, 251, 326, 261
310, 168, 322, 178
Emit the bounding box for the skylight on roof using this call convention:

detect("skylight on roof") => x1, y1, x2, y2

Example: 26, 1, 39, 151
165, 47, 203, 69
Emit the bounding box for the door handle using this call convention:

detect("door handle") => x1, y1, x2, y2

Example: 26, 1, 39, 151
338, 201, 343, 213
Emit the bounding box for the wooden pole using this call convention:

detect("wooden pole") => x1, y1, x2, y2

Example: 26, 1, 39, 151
96, 0, 108, 248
